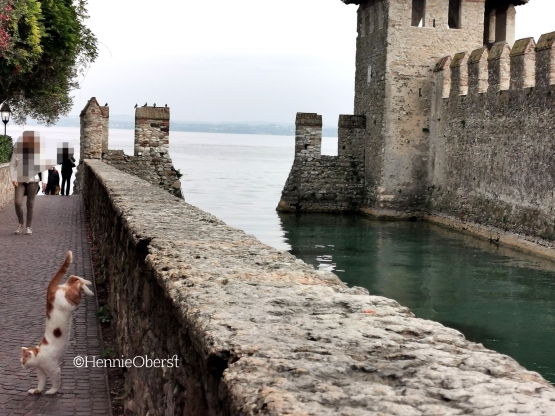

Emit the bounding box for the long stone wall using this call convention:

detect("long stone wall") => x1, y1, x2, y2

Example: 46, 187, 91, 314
84, 158, 555, 415
278, 113, 365, 212
430, 34, 555, 244
0, 163, 14, 210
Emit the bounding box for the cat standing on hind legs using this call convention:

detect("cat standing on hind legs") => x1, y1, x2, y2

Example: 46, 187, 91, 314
20, 250, 94, 394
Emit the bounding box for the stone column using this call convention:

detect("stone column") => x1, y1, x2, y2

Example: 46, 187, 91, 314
505, 5, 516, 47
100, 105, 109, 156
338, 115, 366, 163
488, 9, 497, 44
74, 97, 103, 195
134, 106, 170, 160
294, 113, 322, 160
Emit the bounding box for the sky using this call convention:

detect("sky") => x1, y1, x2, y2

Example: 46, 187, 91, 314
66, 0, 555, 125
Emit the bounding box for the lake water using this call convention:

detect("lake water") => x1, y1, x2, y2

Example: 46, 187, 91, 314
7, 125, 555, 383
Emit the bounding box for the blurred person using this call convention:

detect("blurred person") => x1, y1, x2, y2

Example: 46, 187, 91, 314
9, 132, 56, 235
43, 166, 60, 196
60, 152, 76, 196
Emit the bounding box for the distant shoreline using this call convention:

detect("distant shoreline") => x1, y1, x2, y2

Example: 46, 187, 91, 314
25, 116, 339, 138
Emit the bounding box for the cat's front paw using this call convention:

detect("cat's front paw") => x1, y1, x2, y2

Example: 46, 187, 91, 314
44, 388, 58, 395
28, 388, 41, 394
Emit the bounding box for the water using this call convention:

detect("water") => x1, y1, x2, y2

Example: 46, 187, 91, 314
7, 125, 555, 383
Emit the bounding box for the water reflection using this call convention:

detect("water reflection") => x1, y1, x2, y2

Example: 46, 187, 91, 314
279, 212, 555, 384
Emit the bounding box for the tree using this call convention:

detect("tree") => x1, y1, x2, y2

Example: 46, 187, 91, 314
0, 0, 98, 125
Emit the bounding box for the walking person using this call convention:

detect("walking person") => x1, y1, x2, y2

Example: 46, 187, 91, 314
60, 152, 76, 196
43, 166, 60, 195
9, 132, 54, 235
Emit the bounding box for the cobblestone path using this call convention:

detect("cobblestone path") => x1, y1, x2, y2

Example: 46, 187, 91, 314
0, 195, 111, 416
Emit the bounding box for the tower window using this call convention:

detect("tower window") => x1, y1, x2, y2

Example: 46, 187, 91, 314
412, 0, 426, 27
448, 0, 462, 29
367, 65, 373, 83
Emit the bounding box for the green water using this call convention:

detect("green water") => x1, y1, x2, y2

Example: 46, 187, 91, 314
279, 213, 555, 384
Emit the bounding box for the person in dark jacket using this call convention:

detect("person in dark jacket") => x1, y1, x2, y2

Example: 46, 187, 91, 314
60, 155, 76, 195
44, 166, 60, 195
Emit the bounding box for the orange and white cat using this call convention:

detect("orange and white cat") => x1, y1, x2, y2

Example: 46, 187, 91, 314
21, 250, 94, 395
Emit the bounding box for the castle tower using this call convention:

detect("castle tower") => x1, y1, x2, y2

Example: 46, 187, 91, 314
343, 0, 526, 215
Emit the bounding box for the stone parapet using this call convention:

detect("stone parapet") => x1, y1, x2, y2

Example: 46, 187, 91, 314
430, 33, 555, 243
279, 113, 365, 212
84, 159, 555, 415
0, 163, 14, 210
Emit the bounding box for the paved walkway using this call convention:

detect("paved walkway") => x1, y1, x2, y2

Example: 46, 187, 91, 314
0, 196, 111, 416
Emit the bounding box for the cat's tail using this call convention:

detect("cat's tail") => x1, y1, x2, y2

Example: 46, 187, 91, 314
46, 251, 72, 318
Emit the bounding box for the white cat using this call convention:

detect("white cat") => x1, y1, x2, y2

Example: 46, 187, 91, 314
21, 250, 94, 395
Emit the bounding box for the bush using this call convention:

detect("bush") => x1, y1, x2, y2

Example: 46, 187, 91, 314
0, 135, 13, 163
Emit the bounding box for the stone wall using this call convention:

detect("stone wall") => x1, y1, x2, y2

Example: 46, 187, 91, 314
103, 149, 183, 198
357, 0, 486, 212
78, 99, 183, 198
0, 163, 14, 210
429, 33, 555, 242
278, 113, 365, 212
84, 158, 555, 415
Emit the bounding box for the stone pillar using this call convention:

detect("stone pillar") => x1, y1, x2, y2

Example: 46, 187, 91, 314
338, 115, 366, 163
74, 97, 103, 195
510, 37, 536, 90
79, 97, 103, 162
468, 48, 489, 95
505, 5, 516, 47
434, 56, 452, 99
535, 32, 555, 88
488, 42, 511, 92
100, 105, 109, 156
488, 9, 497, 44
449, 52, 468, 97
294, 113, 322, 160
134, 106, 170, 160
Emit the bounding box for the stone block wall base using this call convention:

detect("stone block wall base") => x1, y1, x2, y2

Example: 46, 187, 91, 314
359, 206, 420, 220
424, 212, 555, 263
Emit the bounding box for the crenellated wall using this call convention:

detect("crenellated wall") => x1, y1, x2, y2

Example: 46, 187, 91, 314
429, 32, 555, 241
278, 113, 366, 212
76, 98, 183, 198
104, 106, 182, 198
84, 158, 555, 415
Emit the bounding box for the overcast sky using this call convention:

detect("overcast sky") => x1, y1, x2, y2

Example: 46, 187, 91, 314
69, 0, 555, 124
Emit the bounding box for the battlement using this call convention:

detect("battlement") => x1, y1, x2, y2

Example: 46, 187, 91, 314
135, 106, 170, 121
294, 113, 366, 160
279, 113, 366, 212
435, 32, 555, 98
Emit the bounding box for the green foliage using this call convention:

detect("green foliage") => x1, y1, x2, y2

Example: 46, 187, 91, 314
96, 305, 113, 323
0, 134, 12, 163
0, 0, 98, 125
101, 347, 115, 359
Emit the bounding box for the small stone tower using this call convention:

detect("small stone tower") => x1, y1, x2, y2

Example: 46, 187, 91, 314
342, 0, 526, 215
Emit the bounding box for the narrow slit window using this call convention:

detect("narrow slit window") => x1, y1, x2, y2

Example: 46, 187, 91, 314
367, 65, 373, 83
448, 0, 462, 29
412, 0, 426, 27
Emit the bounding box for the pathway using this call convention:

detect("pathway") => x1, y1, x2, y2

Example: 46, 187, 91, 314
0, 195, 111, 416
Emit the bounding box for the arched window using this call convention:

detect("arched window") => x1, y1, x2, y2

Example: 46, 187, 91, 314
412, 0, 426, 27
448, 0, 462, 29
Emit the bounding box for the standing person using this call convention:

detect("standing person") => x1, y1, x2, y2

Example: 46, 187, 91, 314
9, 132, 54, 235
43, 166, 60, 195
60, 153, 76, 196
